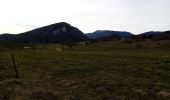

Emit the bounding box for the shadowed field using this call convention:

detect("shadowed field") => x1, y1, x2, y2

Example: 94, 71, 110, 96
0, 40, 170, 100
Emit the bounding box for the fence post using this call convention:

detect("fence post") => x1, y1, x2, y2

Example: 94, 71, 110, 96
11, 52, 20, 79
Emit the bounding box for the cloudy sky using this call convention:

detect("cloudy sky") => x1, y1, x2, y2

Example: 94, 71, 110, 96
0, 0, 170, 34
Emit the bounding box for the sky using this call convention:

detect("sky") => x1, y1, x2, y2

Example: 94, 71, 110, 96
0, 0, 170, 34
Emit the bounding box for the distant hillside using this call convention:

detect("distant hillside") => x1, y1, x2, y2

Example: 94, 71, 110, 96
0, 33, 16, 41
154, 31, 170, 40
140, 31, 162, 36
86, 30, 133, 40
0, 22, 89, 43
138, 31, 170, 40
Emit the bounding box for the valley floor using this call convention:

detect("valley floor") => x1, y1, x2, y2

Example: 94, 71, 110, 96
0, 40, 170, 100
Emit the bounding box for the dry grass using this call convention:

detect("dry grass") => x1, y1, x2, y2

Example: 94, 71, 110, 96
0, 40, 170, 100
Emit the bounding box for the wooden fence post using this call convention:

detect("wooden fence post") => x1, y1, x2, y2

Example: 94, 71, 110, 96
11, 52, 20, 79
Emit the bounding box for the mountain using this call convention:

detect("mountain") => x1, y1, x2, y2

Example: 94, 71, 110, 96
86, 30, 133, 40
153, 31, 170, 40
0, 33, 16, 41
0, 22, 89, 43
139, 31, 162, 36
138, 31, 170, 40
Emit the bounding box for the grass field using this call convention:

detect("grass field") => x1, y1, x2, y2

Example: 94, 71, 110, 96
0, 40, 170, 100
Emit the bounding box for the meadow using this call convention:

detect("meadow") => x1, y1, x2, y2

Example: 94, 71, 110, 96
0, 40, 170, 100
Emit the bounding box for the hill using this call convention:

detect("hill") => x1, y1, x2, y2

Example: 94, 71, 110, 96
0, 22, 89, 43
0, 33, 16, 41
86, 30, 133, 40
138, 30, 170, 40
140, 31, 162, 36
